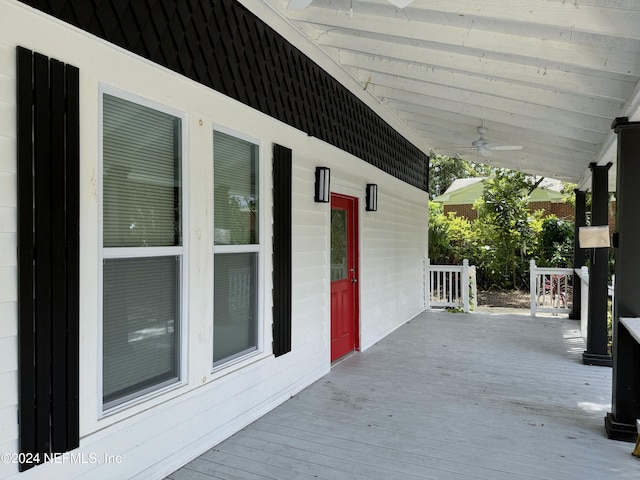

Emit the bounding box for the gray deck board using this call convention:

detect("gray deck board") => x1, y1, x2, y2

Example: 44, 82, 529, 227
166, 311, 639, 479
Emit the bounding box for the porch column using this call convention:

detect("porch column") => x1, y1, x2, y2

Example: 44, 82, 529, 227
606, 117, 640, 441
569, 189, 587, 320
582, 163, 612, 367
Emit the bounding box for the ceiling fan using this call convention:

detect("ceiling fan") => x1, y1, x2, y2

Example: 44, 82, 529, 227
288, 0, 415, 10
464, 125, 524, 157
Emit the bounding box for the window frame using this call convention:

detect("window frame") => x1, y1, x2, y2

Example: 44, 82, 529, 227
97, 84, 189, 417
211, 125, 264, 371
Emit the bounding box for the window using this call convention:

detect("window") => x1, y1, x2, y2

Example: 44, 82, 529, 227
213, 130, 260, 366
101, 92, 183, 410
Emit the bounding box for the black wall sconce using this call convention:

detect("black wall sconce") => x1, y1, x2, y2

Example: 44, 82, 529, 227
314, 167, 330, 203
366, 183, 378, 211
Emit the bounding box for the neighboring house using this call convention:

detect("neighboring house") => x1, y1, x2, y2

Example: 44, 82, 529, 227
0, 2, 429, 479
432, 177, 572, 220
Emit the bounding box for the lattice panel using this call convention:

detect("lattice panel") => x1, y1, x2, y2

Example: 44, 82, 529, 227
21, 0, 429, 191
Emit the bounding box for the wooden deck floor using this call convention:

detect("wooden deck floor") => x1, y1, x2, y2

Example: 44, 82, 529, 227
166, 311, 639, 480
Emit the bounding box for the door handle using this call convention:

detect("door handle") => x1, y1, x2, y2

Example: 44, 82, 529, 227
351, 278, 358, 283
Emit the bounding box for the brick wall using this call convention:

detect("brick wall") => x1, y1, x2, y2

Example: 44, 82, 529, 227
443, 200, 617, 233
529, 201, 574, 219
443, 204, 477, 220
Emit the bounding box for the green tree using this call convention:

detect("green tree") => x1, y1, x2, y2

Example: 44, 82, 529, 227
535, 217, 574, 268
428, 151, 489, 198
476, 170, 537, 288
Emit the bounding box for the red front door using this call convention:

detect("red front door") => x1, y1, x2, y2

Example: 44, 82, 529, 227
330, 194, 359, 361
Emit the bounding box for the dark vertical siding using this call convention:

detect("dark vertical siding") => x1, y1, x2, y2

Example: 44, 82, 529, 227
33, 52, 53, 458
16, 45, 36, 471
65, 63, 80, 449
50, 58, 68, 452
16, 46, 80, 471
272, 144, 292, 357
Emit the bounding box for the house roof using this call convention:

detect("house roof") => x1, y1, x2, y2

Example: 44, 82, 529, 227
432, 176, 565, 205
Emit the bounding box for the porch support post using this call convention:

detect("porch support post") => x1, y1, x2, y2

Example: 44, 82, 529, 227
605, 117, 640, 441
569, 189, 587, 320
582, 163, 612, 367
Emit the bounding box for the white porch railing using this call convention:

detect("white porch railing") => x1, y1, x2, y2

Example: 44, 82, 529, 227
529, 259, 574, 316
426, 259, 477, 313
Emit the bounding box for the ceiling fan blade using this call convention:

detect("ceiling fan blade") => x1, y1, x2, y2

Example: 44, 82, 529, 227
486, 145, 523, 151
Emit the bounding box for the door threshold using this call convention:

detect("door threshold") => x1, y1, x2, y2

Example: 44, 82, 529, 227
331, 350, 357, 367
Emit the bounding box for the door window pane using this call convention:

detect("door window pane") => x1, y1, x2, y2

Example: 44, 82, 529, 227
213, 131, 258, 245
103, 256, 180, 407
331, 209, 348, 281
103, 94, 182, 247
213, 253, 258, 365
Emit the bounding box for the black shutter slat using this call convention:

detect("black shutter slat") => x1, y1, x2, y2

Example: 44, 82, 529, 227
65, 63, 81, 450
16, 45, 36, 473
50, 58, 68, 453
272, 144, 292, 357
33, 52, 53, 458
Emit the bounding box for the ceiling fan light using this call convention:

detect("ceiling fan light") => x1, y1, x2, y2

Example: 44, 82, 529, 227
387, 0, 415, 8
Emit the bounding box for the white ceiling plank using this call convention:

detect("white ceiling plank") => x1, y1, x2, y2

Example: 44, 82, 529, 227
372, 83, 613, 134
290, 8, 640, 76
388, 101, 606, 145
399, 113, 602, 156
314, 0, 640, 40
416, 128, 596, 166
340, 51, 629, 103
390, 0, 640, 40
347, 59, 624, 116
324, 33, 636, 99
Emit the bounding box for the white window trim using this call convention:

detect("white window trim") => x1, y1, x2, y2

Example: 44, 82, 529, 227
211, 125, 265, 372
97, 84, 190, 418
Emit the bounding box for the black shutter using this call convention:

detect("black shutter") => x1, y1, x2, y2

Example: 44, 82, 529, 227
272, 144, 292, 357
16, 46, 80, 471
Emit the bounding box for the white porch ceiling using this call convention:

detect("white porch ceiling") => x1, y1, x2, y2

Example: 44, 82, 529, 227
247, 0, 640, 191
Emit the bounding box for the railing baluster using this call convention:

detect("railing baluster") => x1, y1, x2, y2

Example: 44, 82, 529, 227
530, 262, 574, 315
426, 260, 480, 310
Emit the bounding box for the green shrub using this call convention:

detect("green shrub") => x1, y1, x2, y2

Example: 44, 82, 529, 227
428, 171, 576, 291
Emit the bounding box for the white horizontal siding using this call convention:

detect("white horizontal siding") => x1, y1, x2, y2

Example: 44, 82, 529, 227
0, 101, 14, 139
0, 137, 17, 175
289, 161, 330, 358
0, 232, 16, 267
360, 187, 428, 350
0, 3, 428, 479
0, 372, 17, 409
0, 34, 18, 477
0, 173, 16, 209
0, 440, 18, 479
0, 398, 18, 447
